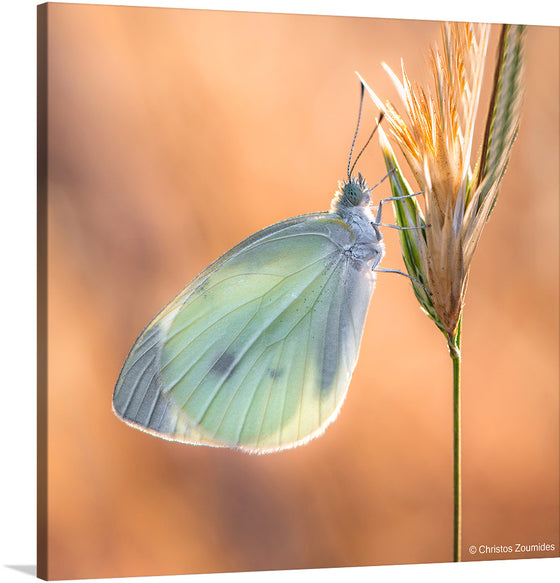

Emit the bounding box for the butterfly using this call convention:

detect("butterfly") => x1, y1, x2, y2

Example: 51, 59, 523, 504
112, 97, 398, 453
112, 169, 394, 453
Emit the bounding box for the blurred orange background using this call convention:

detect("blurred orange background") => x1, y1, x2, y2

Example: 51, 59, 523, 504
39, 4, 559, 580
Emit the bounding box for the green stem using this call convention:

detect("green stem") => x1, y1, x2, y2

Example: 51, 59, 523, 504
449, 321, 462, 562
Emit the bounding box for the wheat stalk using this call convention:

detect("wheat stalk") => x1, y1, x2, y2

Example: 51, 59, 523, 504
360, 22, 526, 562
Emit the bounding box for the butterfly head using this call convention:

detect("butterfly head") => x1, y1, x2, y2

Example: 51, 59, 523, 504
336, 173, 371, 209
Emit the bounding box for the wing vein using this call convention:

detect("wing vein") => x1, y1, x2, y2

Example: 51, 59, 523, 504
121, 353, 157, 417
255, 341, 286, 445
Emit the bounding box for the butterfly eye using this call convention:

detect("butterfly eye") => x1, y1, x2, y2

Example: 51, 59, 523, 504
342, 182, 363, 206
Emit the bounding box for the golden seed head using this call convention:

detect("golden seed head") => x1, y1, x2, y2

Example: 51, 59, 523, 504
362, 22, 525, 343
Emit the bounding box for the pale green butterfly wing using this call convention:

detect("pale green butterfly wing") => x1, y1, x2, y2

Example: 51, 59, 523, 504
113, 212, 376, 452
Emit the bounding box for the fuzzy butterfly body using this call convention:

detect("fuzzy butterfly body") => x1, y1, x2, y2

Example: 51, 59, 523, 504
113, 174, 385, 453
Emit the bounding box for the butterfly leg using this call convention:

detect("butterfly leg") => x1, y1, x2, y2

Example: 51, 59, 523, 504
374, 266, 431, 295
373, 190, 424, 224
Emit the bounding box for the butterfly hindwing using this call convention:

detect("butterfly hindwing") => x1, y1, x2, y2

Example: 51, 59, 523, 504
113, 213, 376, 452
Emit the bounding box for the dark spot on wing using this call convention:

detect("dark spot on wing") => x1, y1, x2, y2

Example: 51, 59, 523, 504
268, 367, 282, 379
211, 351, 236, 377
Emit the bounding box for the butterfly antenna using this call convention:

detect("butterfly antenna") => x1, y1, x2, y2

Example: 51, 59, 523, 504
348, 112, 384, 179
347, 83, 366, 181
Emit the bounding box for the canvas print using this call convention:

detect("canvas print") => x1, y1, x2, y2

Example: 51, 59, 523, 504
37, 3, 559, 580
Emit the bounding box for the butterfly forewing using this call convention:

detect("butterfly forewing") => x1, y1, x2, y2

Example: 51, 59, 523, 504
113, 213, 376, 451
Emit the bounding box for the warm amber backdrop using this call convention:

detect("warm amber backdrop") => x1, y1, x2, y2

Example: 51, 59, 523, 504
41, 4, 559, 580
